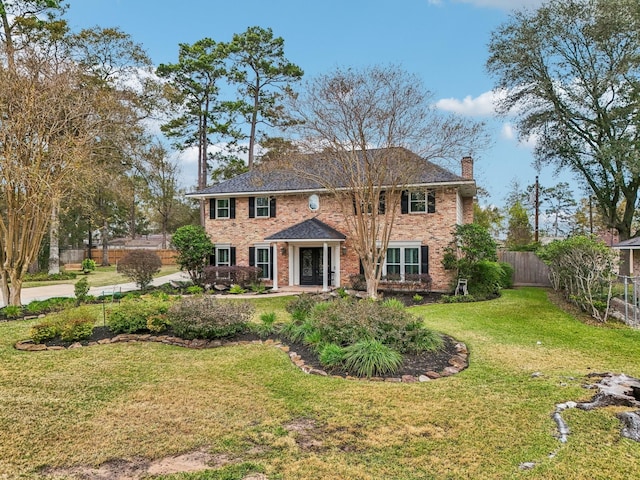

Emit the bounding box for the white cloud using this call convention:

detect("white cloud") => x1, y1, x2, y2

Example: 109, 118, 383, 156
436, 90, 504, 116
501, 122, 515, 140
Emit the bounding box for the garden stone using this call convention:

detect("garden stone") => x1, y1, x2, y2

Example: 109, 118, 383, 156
425, 371, 441, 379
418, 375, 431, 382
402, 375, 417, 383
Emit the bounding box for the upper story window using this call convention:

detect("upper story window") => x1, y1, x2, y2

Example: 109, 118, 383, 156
209, 198, 236, 219
249, 196, 276, 218
217, 199, 230, 218
402, 190, 435, 214
256, 197, 270, 217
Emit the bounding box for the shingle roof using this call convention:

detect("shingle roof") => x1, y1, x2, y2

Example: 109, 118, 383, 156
612, 237, 640, 249
188, 148, 471, 197
265, 217, 346, 241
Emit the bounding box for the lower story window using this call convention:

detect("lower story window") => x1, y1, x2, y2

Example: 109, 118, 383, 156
256, 247, 270, 279
216, 247, 230, 267
383, 245, 421, 280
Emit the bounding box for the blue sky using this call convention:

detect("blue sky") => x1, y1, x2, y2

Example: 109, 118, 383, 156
64, 0, 578, 208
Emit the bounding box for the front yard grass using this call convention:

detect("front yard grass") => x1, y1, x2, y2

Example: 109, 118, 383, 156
22, 265, 181, 288
1, 287, 639, 479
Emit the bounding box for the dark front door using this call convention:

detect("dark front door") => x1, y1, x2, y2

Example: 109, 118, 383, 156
300, 247, 324, 285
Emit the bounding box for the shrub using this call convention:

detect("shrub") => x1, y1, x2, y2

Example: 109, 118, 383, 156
29, 319, 61, 343
25, 271, 76, 281
319, 343, 345, 369
147, 314, 170, 333
497, 262, 514, 289
252, 312, 277, 338
342, 339, 403, 377
381, 298, 405, 310
30, 307, 98, 343
1, 305, 23, 319
285, 294, 321, 319
229, 284, 246, 294
412, 294, 423, 303
203, 266, 261, 288
58, 310, 96, 342
348, 274, 367, 291
118, 250, 162, 290
186, 285, 204, 295
107, 297, 170, 334
250, 283, 266, 294
168, 296, 254, 340
468, 260, 504, 296
171, 225, 214, 286
25, 300, 49, 315
74, 277, 90, 304
309, 298, 441, 354
81, 258, 96, 273
537, 235, 617, 321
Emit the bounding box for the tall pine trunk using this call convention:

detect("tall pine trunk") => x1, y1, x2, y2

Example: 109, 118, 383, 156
48, 201, 60, 275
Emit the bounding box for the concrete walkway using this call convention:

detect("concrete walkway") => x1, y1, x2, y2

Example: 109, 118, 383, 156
5, 271, 192, 307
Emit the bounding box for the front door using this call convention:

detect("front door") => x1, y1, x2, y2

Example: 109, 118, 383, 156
300, 247, 326, 285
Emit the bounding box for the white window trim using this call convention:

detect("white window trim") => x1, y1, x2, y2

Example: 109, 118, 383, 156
255, 196, 270, 218
382, 241, 422, 281
216, 198, 230, 219
254, 243, 271, 279
408, 189, 435, 214
215, 244, 231, 267
409, 191, 427, 213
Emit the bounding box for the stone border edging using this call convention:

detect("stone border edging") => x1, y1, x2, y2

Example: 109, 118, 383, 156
14, 335, 469, 382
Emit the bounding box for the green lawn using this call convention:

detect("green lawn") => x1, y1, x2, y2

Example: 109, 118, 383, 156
22, 265, 181, 288
1, 288, 639, 479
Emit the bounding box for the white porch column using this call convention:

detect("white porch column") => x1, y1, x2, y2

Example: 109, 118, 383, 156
272, 244, 278, 291
322, 241, 328, 292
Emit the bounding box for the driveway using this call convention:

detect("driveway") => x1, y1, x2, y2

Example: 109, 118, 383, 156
2, 271, 191, 308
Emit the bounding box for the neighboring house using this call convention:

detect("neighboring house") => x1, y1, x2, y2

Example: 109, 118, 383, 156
187, 149, 476, 292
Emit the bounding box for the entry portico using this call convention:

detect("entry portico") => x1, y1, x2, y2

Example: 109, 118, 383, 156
265, 217, 346, 292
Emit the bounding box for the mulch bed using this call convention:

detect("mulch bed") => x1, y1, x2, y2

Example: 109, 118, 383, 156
41, 325, 463, 379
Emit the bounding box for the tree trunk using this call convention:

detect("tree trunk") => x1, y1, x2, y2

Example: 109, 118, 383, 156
8, 271, 22, 307
101, 219, 110, 266
48, 201, 60, 275
0, 271, 8, 306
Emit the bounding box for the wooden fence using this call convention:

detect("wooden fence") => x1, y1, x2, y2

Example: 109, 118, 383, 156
86, 249, 177, 266
498, 250, 551, 287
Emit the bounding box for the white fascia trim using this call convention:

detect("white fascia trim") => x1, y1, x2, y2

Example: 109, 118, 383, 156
186, 181, 476, 199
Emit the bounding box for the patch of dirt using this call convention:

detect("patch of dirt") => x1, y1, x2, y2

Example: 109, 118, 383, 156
41, 449, 230, 480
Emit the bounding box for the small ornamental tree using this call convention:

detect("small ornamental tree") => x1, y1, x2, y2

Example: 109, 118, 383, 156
170, 225, 214, 286
537, 235, 617, 321
118, 250, 162, 290
443, 224, 507, 296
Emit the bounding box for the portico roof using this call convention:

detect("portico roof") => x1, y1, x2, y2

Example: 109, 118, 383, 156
265, 217, 346, 242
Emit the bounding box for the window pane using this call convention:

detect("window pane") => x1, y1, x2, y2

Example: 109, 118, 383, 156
410, 191, 426, 212
256, 197, 269, 217
405, 264, 419, 275
257, 248, 269, 263
405, 248, 419, 264
217, 248, 229, 265
387, 265, 401, 275
217, 199, 229, 217
387, 248, 400, 263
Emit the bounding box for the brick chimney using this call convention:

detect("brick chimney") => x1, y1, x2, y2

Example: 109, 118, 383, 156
461, 156, 473, 179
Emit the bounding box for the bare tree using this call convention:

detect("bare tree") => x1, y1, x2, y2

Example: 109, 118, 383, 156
142, 142, 180, 249
282, 65, 488, 298
0, 59, 99, 305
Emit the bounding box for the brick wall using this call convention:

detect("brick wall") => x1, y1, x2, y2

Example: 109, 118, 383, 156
204, 187, 473, 292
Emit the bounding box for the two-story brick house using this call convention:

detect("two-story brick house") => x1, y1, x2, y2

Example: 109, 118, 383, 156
188, 149, 476, 292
